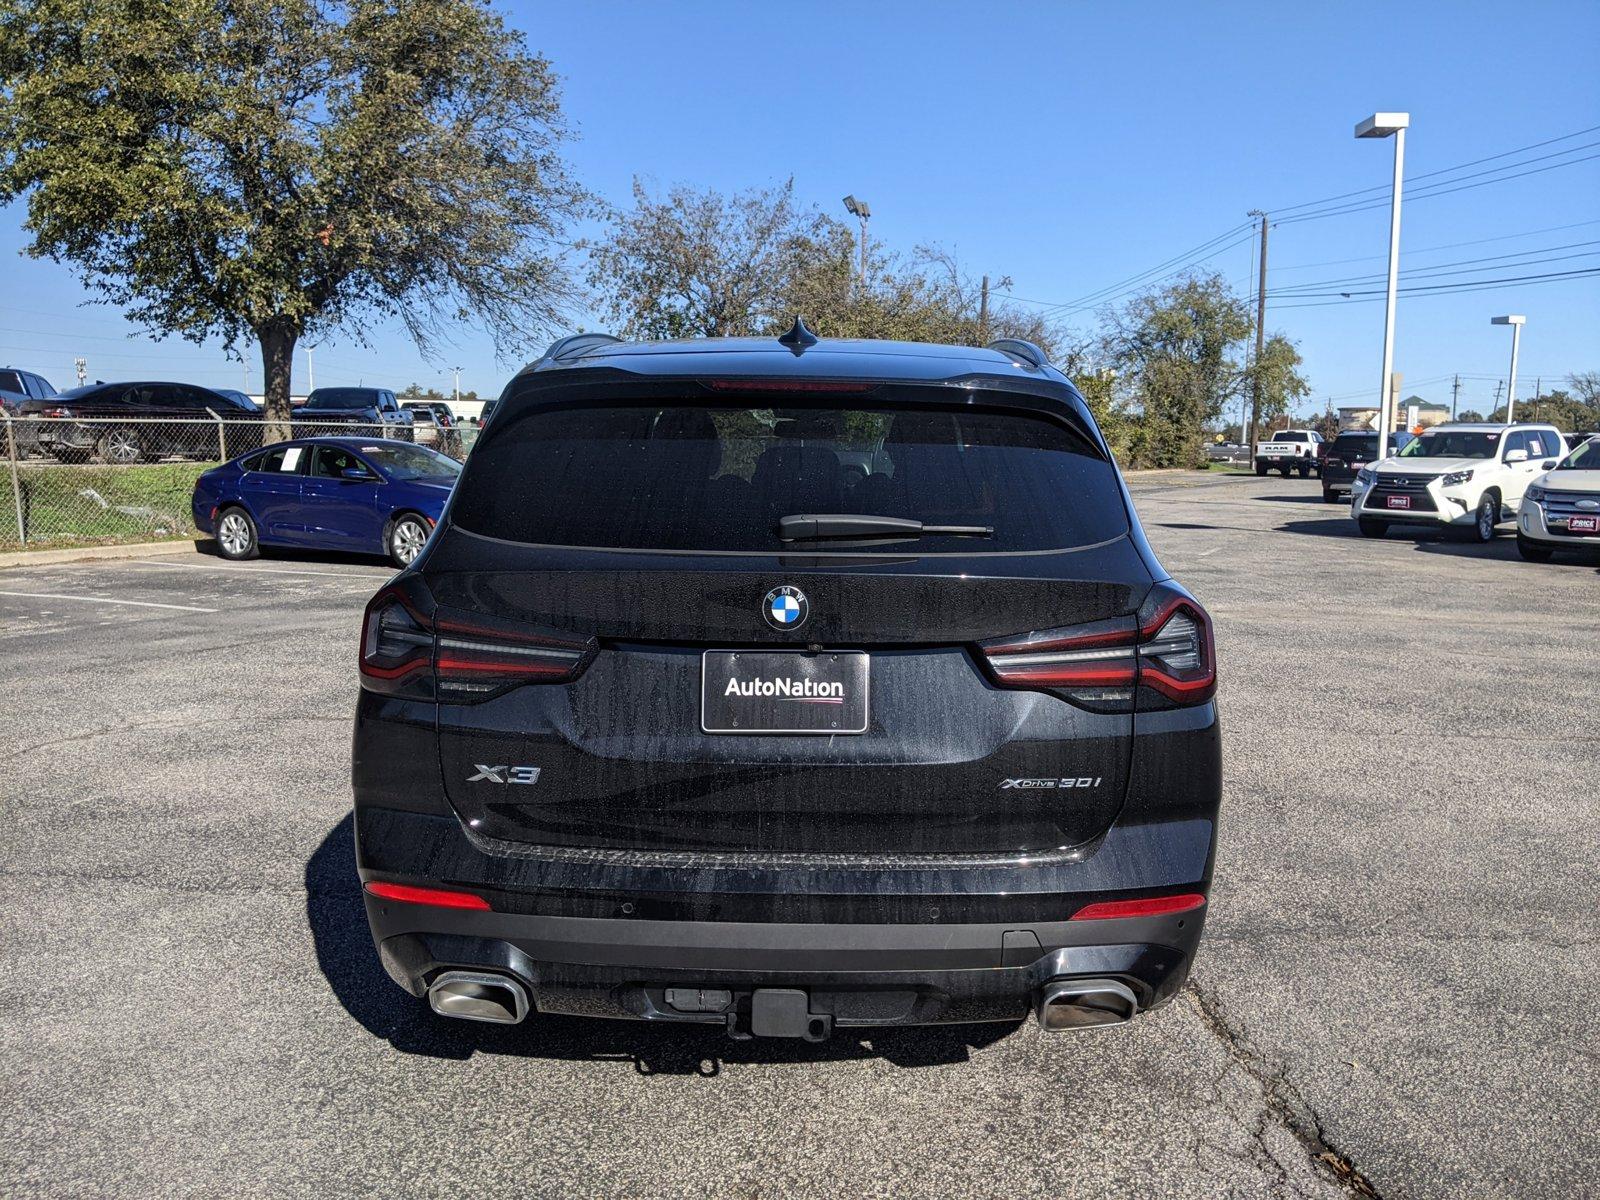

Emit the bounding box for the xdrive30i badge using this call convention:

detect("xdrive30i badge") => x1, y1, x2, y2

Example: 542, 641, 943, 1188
763, 585, 809, 631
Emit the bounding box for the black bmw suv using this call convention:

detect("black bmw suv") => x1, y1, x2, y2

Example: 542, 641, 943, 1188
354, 327, 1221, 1039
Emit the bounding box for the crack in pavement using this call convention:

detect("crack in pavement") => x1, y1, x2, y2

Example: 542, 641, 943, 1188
1186, 978, 1384, 1198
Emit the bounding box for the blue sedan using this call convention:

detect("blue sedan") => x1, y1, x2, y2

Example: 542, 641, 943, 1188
192, 438, 460, 567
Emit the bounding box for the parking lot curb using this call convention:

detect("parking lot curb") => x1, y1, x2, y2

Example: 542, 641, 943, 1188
0, 539, 199, 571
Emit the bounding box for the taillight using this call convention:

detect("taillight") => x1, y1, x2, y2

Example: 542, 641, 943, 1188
979, 583, 1215, 710
358, 580, 596, 702
42, 406, 72, 418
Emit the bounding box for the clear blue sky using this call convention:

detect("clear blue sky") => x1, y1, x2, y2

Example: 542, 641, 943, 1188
3, 0, 1596, 416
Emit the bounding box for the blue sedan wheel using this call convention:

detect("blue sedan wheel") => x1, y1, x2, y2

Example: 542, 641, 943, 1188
216, 507, 260, 560
388, 515, 430, 567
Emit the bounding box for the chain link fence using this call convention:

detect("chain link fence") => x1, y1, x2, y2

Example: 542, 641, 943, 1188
1, 414, 479, 551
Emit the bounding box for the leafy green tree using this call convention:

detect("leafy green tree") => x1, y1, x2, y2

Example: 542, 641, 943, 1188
1104, 274, 1253, 469
0, 0, 586, 434
1245, 334, 1312, 433
586, 179, 1058, 353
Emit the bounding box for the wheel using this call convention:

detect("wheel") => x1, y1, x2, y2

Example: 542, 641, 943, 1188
98, 426, 145, 464
1358, 519, 1388, 538
388, 513, 430, 567
1297, 460, 1311, 479
1255, 462, 1267, 476
215, 507, 259, 560
1516, 535, 1554, 563
1470, 493, 1499, 543
1323, 488, 1340, 504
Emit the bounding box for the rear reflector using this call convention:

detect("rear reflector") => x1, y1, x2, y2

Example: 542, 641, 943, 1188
1070, 893, 1205, 921
363, 881, 493, 910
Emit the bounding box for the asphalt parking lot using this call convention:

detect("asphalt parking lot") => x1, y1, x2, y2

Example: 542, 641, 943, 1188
1, 471, 1596, 1199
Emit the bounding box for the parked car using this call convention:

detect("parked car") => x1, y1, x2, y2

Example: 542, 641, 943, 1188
1349, 422, 1565, 541
1516, 436, 1600, 561
294, 387, 413, 440
1254, 428, 1324, 478
192, 437, 460, 567
23, 380, 262, 463
214, 389, 261, 412
1563, 431, 1599, 452
401, 403, 445, 447
402, 401, 462, 454
0, 366, 58, 456
476, 397, 498, 426
352, 327, 1221, 1039
1320, 430, 1412, 503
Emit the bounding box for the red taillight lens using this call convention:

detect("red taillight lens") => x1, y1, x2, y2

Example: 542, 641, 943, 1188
1136, 592, 1216, 705
1070, 893, 1205, 921
363, 881, 492, 910
358, 582, 596, 702
980, 585, 1215, 710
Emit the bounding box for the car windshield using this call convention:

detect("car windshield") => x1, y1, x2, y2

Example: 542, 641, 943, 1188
451, 402, 1127, 553
1400, 431, 1500, 459
306, 389, 380, 410
354, 443, 460, 480
1556, 439, 1600, 471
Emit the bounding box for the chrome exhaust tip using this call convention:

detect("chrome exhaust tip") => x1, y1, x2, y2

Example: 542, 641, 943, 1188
427, 970, 530, 1025
1036, 978, 1138, 1031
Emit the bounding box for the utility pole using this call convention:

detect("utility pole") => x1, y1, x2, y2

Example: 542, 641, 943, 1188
1451, 374, 1461, 420
1533, 375, 1541, 420
74, 357, 87, 387
979, 275, 990, 344
1246, 210, 1269, 450
1493, 380, 1504, 414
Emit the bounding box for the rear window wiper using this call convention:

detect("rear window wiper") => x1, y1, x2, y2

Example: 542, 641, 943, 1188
777, 513, 994, 541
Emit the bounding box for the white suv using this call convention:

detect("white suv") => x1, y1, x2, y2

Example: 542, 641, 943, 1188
1517, 435, 1600, 561
1349, 422, 1565, 542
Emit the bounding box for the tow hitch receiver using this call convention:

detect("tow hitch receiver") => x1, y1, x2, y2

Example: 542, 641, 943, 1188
745, 988, 833, 1041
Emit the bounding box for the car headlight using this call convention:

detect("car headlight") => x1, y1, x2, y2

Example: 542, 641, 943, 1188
1525, 483, 1546, 504
1355, 467, 1375, 485
1440, 469, 1474, 487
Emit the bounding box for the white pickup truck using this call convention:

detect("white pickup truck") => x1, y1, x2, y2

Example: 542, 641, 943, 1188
1254, 429, 1324, 478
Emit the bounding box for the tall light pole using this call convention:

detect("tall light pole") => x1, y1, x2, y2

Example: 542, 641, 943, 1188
1490, 315, 1525, 423
842, 195, 871, 286
305, 345, 315, 394
451, 366, 462, 406
1356, 112, 1409, 460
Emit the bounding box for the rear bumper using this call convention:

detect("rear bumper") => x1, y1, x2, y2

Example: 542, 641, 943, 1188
367, 891, 1205, 1028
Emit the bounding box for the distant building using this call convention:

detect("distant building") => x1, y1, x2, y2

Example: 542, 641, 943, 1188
1338, 396, 1450, 433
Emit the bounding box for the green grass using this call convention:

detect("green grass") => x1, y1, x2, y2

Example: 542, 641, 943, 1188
0, 460, 214, 550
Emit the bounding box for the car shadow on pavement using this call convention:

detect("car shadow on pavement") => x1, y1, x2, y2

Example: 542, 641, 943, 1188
305, 815, 1018, 1073
191, 537, 393, 570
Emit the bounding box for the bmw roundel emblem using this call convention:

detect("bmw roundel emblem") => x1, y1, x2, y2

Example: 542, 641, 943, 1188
763, 585, 809, 631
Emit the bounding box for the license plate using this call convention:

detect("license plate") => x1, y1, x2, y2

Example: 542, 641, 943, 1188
1386, 495, 1412, 509
701, 650, 869, 735
1567, 515, 1599, 534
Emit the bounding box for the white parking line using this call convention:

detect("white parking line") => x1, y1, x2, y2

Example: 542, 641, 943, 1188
0, 590, 218, 614
125, 559, 389, 581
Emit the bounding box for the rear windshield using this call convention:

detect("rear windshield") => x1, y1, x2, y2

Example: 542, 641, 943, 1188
451, 403, 1127, 553
1332, 434, 1378, 452
305, 389, 380, 410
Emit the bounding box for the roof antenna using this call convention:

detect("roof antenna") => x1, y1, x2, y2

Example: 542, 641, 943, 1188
777, 316, 819, 355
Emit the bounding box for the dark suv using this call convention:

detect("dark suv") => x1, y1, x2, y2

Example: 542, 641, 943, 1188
24, 380, 260, 462
354, 328, 1221, 1040
1321, 429, 1412, 502
296, 387, 413, 440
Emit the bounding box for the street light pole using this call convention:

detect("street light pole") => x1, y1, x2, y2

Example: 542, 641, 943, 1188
1356, 112, 1409, 461
842, 195, 871, 286
305, 346, 315, 394
1491, 315, 1525, 423
452, 366, 462, 406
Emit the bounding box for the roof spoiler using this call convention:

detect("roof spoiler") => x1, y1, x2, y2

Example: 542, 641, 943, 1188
986, 339, 1049, 369
540, 332, 624, 363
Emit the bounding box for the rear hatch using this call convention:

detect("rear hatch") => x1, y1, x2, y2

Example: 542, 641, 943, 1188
420, 391, 1154, 859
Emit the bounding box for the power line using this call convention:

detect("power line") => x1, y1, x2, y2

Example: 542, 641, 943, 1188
1267, 123, 1600, 216
1276, 149, 1600, 227
1271, 266, 1600, 309
1270, 242, 1600, 296
1266, 218, 1600, 273
1003, 225, 1256, 315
